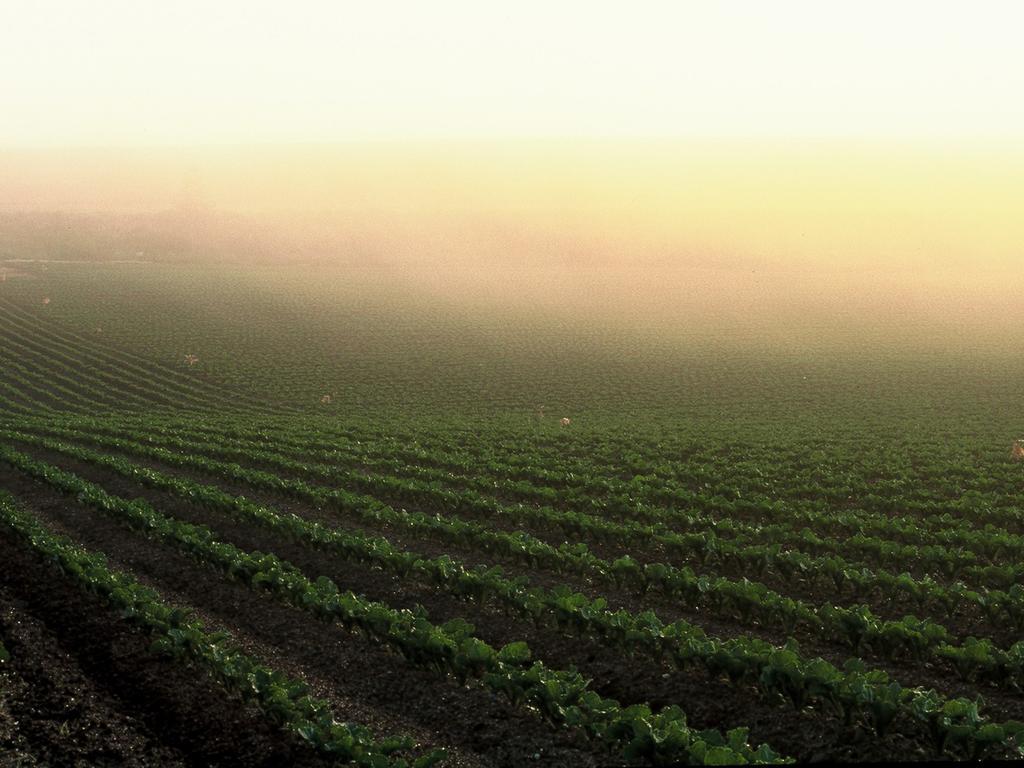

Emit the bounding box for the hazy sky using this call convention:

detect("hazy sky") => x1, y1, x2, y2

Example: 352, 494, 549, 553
2, 1, 1023, 145
1, 3, 1021, 276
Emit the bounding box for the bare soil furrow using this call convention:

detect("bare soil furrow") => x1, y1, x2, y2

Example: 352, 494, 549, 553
0, 462, 611, 768
10, 446, 1019, 762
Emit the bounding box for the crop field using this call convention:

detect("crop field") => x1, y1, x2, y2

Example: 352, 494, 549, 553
3, 261, 1024, 766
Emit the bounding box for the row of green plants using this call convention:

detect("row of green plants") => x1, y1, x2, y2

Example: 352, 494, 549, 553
287, 424, 1024, 537
0, 297, 251, 412
0, 356, 127, 414
163, 413, 1019, 516
38, 431, 1024, 729
21, 422, 1024, 637
0, 321, 167, 411
14, 428, 1024, 716
9, 425, 1023, 682
0, 385, 43, 415
353, 451, 1021, 566
0, 447, 784, 766
32, 403, 1008, 519
9, 430, 1024, 761
93, 418, 1024, 591
0, 490, 439, 768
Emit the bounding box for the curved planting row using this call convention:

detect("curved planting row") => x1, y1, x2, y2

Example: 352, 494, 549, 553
149, 415, 1024, 528
36, 407, 1012, 532
7, 428, 1024, 710
0, 490, 437, 768
0, 298, 288, 416
19, 422, 1024, 642
37, 433, 1024, 744
0, 385, 45, 414
0, 323, 176, 411
0, 358, 115, 412
0, 297, 269, 412
0, 446, 784, 767
0, 314, 212, 409
75, 416, 1024, 591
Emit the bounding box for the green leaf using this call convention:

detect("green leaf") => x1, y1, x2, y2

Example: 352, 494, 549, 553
704, 745, 746, 765
496, 641, 532, 666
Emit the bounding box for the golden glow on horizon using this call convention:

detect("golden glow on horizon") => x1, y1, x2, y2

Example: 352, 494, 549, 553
1, 1, 1023, 145
2, 3, 1022, 274
2, 141, 1021, 271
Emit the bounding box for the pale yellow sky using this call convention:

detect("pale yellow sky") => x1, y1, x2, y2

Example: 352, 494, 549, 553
2, 3, 1022, 274
2, 140, 1021, 272
2, 1, 1023, 145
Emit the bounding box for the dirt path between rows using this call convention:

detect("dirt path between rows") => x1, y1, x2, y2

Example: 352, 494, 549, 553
0, 530, 333, 767
0, 462, 612, 768
5, 448, 1006, 763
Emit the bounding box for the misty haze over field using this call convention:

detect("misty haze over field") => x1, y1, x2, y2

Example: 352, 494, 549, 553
2, 140, 1023, 360
5, 5, 1024, 765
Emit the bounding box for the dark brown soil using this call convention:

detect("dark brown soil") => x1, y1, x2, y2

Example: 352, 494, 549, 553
24, 433, 1013, 649
2, 451, 1009, 764
4, 438, 1023, 765
0, 530, 334, 768
0, 462, 613, 768
38, 430, 1007, 640
175, 436, 1010, 587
